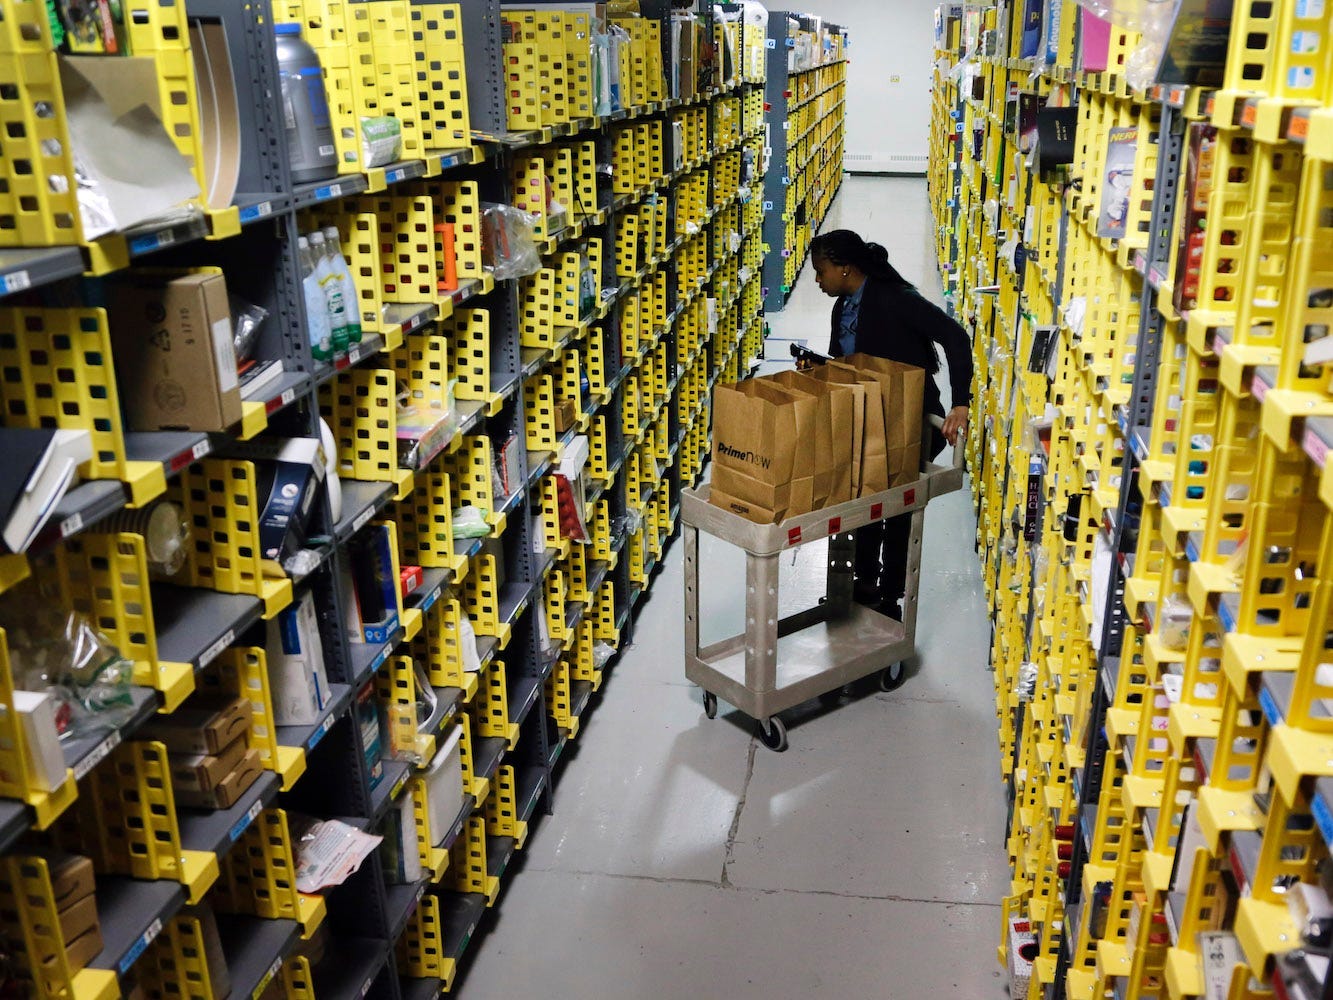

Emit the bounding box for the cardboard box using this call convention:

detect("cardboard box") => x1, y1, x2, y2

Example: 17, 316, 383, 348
60, 922, 104, 973
174, 748, 262, 809
107, 269, 242, 432
58, 893, 99, 947
266, 590, 331, 726
41, 851, 96, 910
169, 733, 249, 794
554, 398, 579, 434
141, 696, 251, 756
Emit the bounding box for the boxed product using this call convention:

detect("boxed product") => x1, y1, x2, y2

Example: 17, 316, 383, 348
168, 732, 248, 795
356, 681, 385, 790
10, 690, 70, 793
216, 436, 327, 576
141, 695, 252, 755
347, 524, 402, 644
107, 268, 242, 432
174, 748, 262, 809
266, 591, 332, 726
26, 850, 101, 974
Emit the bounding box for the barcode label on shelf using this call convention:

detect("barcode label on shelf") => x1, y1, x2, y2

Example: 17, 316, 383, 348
253, 957, 284, 1000
241, 201, 273, 223
352, 506, 376, 534
230, 797, 266, 844
307, 713, 336, 751
121, 918, 164, 974
387, 167, 407, 184
60, 512, 84, 538
199, 629, 235, 669
3, 270, 31, 294
192, 440, 211, 461
358, 977, 374, 998
74, 730, 122, 781
317, 183, 344, 201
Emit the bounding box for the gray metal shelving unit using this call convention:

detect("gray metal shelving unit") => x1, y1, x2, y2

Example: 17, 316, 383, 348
0, 0, 773, 995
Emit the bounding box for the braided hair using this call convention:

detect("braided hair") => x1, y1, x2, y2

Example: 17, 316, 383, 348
810, 230, 914, 290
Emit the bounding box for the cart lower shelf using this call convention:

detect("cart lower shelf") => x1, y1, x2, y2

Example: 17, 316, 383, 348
686, 604, 911, 722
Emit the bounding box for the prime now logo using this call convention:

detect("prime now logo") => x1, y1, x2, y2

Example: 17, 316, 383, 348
718, 441, 771, 469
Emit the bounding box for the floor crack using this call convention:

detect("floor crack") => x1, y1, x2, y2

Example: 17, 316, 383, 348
720, 738, 758, 887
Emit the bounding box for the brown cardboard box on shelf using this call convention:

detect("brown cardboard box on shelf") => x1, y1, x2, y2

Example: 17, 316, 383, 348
169, 732, 249, 794
173, 748, 263, 809
38, 850, 97, 911
106, 268, 243, 433
59, 921, 104, 973
57, 894, 99, 949
554, 398, 579, 434
141, 695, 252, 756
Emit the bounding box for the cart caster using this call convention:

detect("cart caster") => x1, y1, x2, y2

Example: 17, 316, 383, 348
757, 717, 788, 752
878, 662, 907, 692
703, 691, 718, 719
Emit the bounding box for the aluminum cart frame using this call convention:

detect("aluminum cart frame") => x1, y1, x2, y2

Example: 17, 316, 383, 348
682, 419, 965, 751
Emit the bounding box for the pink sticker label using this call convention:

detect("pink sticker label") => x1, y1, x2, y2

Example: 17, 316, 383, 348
1305, 427, 1328, 468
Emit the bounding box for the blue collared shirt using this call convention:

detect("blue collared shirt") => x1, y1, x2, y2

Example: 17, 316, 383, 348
837, 280, 865, 356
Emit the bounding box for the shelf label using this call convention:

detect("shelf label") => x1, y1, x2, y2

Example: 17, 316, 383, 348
3, 270, 32, 294
241, 201, 274, 223
230, 796, 266, 844
121, 918, 164, 974
60, 511, 84, 539
252, 957, 284, 1000
317, 183, 344, 201
74, 730, 122, 781
199, 629, 235, 670
358, 976, 374, 998
347, 344, 364, 366
391, 771, 410, 801
352, 505, 377, 534
307, 712, 336, 751
1259, 687, 1283, 728
386, 167, 407, 184
1251, 370, 1270, 401
1314, 791, 1333, 847
192, 439, 211, 461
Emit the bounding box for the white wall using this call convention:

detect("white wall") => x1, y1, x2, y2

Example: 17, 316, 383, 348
770, 0, 939, 174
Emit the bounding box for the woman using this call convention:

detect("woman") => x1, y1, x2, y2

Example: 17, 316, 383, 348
810, 230, 973, 620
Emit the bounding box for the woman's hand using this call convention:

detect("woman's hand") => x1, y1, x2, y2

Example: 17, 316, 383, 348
942, 405, 969, 446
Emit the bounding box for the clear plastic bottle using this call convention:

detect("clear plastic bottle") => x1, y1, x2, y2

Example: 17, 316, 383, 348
308, 231, 350, 357
322, 227, 363, 345
299, 236, 334, 362
275, 24, 338, 183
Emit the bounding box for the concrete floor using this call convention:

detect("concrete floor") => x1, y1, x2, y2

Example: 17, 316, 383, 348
455, 177, 1009, 999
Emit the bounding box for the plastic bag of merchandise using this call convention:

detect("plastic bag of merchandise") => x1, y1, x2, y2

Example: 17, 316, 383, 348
0, 580, 135, 740
1071, 0, 1177, 92
481, 202, 542, 281
452, 506, 491, 539
592, 642, 616, 670
290, 814, 383, 893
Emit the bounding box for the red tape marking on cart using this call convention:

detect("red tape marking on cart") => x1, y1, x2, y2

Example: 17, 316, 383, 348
827, 517, 841, 533
870, 503, 883, 519
904, 489, 916, 505
787, 527, 802, 546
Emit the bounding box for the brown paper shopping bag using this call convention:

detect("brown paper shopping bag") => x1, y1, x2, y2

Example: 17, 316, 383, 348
842, 354, 927, 486
823, 363, 890, 496
805, 364, 865, 496
768, 369, 855, 507
710, 380, 816, 523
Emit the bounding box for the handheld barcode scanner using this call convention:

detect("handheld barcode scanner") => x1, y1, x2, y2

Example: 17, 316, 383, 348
789, 344, 830, 370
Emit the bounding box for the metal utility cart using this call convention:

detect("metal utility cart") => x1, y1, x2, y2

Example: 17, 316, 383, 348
682, 419, 965, 751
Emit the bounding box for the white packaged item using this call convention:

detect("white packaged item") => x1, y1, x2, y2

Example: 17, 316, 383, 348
309, 231, 351, 356
9, 691, 68, 793
393, 787, 422, 883
459, 616, 483, 673
424, 725, 465, 842
320, 418, 343, 523
294, 819, 383, 893
267, 591, 331, 725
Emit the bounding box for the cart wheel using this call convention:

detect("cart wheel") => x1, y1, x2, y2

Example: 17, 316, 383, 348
878, 662, 907, 692
757, 717, 788, 752
702, 691, 718, 719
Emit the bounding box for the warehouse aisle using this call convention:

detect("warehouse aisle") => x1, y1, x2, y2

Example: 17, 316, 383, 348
456, 177, 1008, 999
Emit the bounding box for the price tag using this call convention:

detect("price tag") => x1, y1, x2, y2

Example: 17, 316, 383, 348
230, 796, 266, 843
199, 629, 235, 669
121, 918, 164, 974
352, 505, 376, 534
74, 730, 122, 781
3, 270, 32, 294
307, 712, 336, 751
60, 512, 84, 538
252, 957, 284, 1000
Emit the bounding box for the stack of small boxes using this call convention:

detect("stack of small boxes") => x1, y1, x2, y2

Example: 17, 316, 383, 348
147, 696, 260, 809
36, 849, 103, 976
